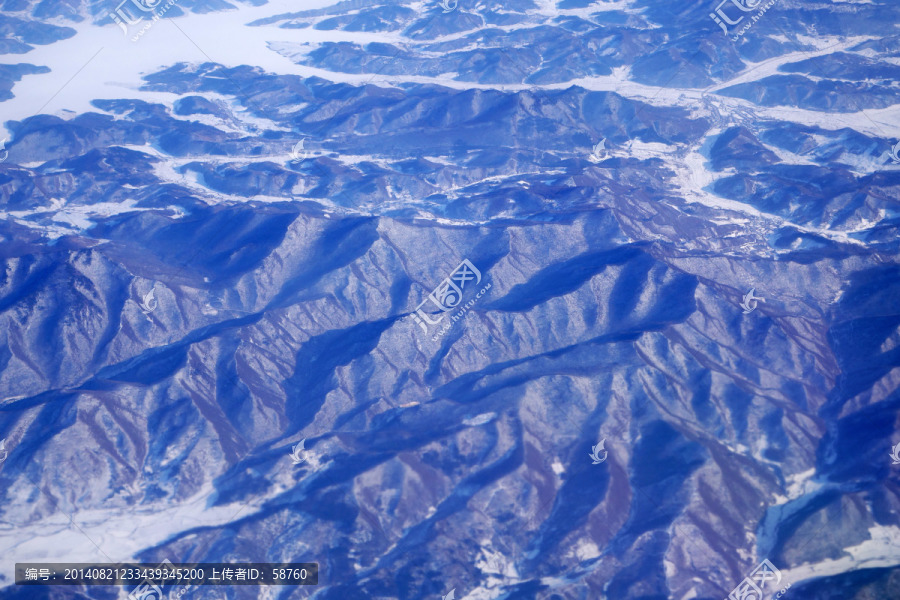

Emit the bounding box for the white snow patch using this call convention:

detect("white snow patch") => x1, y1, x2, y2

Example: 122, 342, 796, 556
575, 539, 601, 561
462, 412, 496, 427
0, 478, 277, 585
664, 558, 676, 578
1, 197, 145, 237
773, 468, 817, 503
783, 525, 900, 584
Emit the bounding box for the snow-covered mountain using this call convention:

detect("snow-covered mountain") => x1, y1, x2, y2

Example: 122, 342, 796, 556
1, 0, 899, 598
